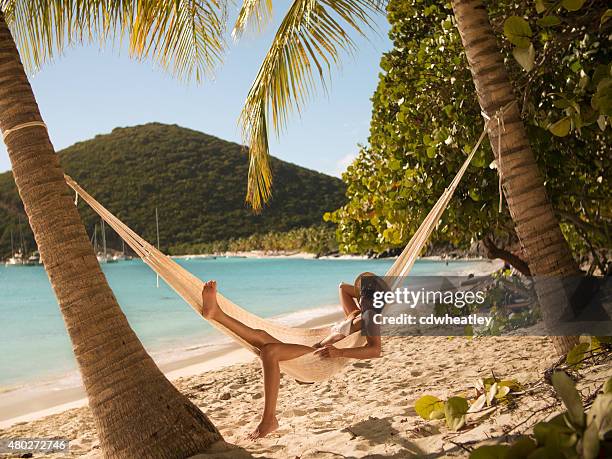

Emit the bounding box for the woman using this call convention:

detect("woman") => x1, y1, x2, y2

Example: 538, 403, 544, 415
200, 272, 387, 440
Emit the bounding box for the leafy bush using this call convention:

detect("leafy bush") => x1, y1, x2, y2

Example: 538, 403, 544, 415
469, 372, 612, 459
326, 0, 610, 269
415, 376, 521, 432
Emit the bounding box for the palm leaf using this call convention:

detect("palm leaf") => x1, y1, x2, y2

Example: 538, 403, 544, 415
233, 0, 274, 38
239, 0, 384, 210
1, 0, 226, 82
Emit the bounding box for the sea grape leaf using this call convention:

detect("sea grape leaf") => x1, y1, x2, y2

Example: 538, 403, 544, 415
586, 392, 612, 438
487, 382, 498, 406
445, 396, 468, 431
552, 372, 584, 428
582, 421, 600, 459
495, 385, 511, 399
505, 437, 537, 458
603, 377, 612, 394
533, 420, 577, 449
503, 16, 533, 48
513, 44, 535, 72
468, 445, 508, 459
566, 342, 589, 367
591, 78, 612, 116
468, 394, 487, 413
562, 0, 585, 12
415, 395, 444, 420
535, 0, 551, 14
537, 16, 561, 27
549, 117, 571, 137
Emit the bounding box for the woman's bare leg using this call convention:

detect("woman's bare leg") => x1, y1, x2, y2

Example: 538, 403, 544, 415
201, 281, 313, 439
248, 342, 313, 440
201, 280, 280, 349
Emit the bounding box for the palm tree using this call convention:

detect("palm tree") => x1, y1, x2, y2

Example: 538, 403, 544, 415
0, 2, 226, 457
240, 0, 580, 354
449, 0, 579, 354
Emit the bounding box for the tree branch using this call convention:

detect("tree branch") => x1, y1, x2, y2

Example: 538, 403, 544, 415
482, 236, 531, 276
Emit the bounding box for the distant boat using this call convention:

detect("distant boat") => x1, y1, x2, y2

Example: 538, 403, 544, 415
5, 250, 25, 266
4, 229, 30, 266
26, 251, 42, 265
92, 220, 117, 264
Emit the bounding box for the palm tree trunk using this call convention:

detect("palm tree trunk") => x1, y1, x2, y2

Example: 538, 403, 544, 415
0, 13, 221, 458
450, 0, 580, 355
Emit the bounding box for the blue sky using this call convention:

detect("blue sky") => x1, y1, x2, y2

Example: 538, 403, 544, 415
0, 5, 391, 177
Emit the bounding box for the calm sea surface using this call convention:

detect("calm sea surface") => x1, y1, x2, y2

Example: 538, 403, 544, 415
0, 257, 493, 388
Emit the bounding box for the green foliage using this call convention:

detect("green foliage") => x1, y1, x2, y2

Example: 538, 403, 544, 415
170, 225, 338, 256
445, 396, 469, 431
414, 375, 521, 432
414, 395, 445, 420
327, 0, 610, 267
0, 124, 345, 259
565, 336, 606, 369
434, 269, 541, 335
469, 372, 612, 459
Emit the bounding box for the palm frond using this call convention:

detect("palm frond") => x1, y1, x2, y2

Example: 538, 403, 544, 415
232, 0, 273, 39
239, 0, 384, 210
0, 0, 226, 81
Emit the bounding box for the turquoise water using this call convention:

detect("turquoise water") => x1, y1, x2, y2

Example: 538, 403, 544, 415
0, 257, 491, 388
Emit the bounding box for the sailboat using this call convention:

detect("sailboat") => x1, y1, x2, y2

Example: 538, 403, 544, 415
5, 226, 27, 266
111, 239, 129, 262
93, 220, 117, 263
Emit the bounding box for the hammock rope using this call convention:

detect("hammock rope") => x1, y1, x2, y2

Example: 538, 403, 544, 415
1, 121, 47, 141
65, 104, 513, 382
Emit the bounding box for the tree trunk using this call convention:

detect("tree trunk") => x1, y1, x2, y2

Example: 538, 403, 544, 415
0, 13, 221, 458
450, 0, 580, 355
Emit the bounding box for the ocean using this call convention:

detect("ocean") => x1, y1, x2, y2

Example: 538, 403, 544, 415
0, 257, 494, 390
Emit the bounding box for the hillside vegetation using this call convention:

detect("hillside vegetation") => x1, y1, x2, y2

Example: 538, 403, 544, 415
0, 123, 345, 258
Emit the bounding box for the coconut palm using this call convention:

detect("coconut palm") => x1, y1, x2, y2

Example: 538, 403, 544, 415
449, 0, 579, 354
0, 2, 226, 457
241, 0, 580, 353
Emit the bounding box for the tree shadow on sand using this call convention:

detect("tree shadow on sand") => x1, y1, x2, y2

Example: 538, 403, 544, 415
189, 440, 255, 459
339, 416, 432, 458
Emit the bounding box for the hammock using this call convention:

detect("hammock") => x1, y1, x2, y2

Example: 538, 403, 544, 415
64, 123, 492, 382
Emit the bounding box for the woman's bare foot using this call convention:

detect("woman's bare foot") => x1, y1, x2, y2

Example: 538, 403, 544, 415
247, 416, 279, 440
201, 280, 221, 319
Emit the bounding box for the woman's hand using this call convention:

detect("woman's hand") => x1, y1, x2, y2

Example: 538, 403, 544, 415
314, 344, 342, 359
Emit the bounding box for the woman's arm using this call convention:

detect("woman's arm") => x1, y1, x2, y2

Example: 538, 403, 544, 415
314, 336, 381, 360
339, 282, 360, 317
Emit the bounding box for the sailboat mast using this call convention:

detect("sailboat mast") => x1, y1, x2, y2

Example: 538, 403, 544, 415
18, 216, 25, 255
10, 229, 14, 255
155, 207, 160, 288
101, 219, 107, 258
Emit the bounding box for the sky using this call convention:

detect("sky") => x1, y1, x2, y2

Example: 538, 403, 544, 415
0, 5, 391, 177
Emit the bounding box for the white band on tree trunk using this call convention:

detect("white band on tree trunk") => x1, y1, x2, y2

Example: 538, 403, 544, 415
1, 121, 47, 141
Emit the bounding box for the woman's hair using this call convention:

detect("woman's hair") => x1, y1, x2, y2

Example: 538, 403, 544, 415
354, 272, 389, 311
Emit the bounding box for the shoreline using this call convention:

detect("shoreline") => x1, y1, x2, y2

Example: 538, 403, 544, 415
171, 250, 494, 261
0, 307, 345, 429
0, 257, 502, 428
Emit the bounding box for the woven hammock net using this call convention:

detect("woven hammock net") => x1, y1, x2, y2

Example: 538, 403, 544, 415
64, 144, 477, 382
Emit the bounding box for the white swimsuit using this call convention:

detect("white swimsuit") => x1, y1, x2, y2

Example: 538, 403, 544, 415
330, 316, 354, 337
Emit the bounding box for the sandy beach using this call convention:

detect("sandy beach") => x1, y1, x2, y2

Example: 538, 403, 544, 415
0, 307, 345, 428
1, 333, 609, 458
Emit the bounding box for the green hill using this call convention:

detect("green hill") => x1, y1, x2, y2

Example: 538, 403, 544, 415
0, 123, 345, 258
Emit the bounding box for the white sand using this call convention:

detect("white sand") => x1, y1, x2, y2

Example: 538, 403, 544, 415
2, 335, 609, 458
